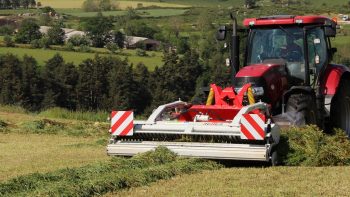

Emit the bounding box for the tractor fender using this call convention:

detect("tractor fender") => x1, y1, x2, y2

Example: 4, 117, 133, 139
282, 86, 315, 105
322, 64, 350, 96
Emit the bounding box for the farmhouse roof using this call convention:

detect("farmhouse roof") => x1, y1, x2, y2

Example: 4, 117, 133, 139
125, 36, 148, 46
39, 26, 86, 40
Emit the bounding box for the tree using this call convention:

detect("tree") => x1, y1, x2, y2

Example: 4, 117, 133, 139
47, 23, 65, 45
67, 35, 91, 46
113, 31, 125, 48
4, 35, 15, 47
30, 0, 36, 7
133, 63, 151, 114
106, 42, 118, 53
108, 60, 138, 111
124, 21, 158, 38
21, 55, 42, 111
0, 54, 22, 105
15, 18, 41, 44
76, 55, 114, 110
83, 12, 114, 47
40, 6, 56, 14
41, 54, 78, 109
99, 0, 113, 11
82, 0, 99, 12
125, 7, 140, 20
20, 0, 30, 8
245, 0, 256, 8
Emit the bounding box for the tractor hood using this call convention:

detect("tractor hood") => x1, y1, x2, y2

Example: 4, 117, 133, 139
234, 63, 289, 107
236, 64, 281, 78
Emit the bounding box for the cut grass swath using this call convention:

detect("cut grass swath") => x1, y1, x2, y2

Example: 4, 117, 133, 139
0, 147, 221, 197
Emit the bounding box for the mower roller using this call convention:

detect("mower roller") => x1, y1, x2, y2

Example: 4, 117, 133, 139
107, 15, 350, 164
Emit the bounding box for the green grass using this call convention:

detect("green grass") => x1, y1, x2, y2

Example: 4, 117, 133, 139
0, 147, 220, 196
112, 166, 350, 197
39, 107, 109, 122
0, 47, 162, 70
39, 0, 188, 9
0, 8, 38, 15
61, 8, 188, 17
0, 133, 108, 182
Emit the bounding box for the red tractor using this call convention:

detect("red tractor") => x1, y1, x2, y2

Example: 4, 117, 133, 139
217, 15, 350, 134
107, 15, 350, 164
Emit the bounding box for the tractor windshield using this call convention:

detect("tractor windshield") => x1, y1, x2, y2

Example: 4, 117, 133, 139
247, 27, 305, 82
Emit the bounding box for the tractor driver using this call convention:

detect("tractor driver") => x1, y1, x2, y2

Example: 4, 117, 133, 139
280, 38, 303, 62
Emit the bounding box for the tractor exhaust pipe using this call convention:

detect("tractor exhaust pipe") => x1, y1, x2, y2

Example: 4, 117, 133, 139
230, 14, 240, 84
216, 15, 240, 85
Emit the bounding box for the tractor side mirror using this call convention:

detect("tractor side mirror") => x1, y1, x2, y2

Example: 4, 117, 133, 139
216, 26, 227, 41
324, 19, 337, 37
325, 26, 336, 37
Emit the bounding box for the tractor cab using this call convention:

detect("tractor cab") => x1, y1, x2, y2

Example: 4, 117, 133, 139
243, 15, 337, 88
217, 15, 338, 115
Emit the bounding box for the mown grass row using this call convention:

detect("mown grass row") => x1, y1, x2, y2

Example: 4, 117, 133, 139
278, 125, 350, 166
0, 147, 221, 197
39, 107, 109, 122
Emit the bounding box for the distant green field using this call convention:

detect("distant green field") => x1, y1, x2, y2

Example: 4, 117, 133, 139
120, 0, 245, 7
61, 8, 188, 17
39, 0, 188, 9
0, 8, 38, 15
0, 47, 162, 70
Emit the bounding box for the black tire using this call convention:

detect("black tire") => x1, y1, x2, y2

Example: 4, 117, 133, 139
330, 79, 350, 137
285, 94, 318, 126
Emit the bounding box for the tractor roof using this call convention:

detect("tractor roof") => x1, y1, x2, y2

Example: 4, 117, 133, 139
243, 15, 336, 27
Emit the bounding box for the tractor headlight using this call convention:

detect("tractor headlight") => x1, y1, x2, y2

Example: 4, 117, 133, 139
252, 87, 264, 96
234, 87, 265, 96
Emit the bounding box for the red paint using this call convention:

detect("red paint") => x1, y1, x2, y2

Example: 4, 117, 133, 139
241, 124, 255, 140
322, 64, 350, 95
111, 111, 132, 135
244, 114, 265, 138
236, 64, 280, 77
243, 15, 333, 27
236, 63, 288, 106
119, 121, 134, 136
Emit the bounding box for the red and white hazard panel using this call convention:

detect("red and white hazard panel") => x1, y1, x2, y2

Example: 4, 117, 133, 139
240, 114, 266, 140
110, 111, 134, 136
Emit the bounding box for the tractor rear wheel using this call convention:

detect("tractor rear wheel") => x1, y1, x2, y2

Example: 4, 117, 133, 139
285, 94, 317, 126
330, 79, 350, 137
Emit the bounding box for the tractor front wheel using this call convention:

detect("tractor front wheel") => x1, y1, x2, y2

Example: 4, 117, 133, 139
285, 94, 318, 126
330, 79, 350, 137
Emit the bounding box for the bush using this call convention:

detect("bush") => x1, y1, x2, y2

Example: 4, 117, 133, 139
30, 36, 50, 49
106, 42, 118, 53
64, 42, 75, 51
0, 25, 15, 36
3, 35, 15, 47
78, 44, 91, 52
30, 39, 41, 48
67, 35, 91, 46
136, 48, 148, 57
278, 126, 350, 166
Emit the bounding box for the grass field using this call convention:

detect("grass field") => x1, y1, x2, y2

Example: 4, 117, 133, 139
0, 47, 162, 70
1, 107, 350, 196
61, 8, 188, 17
0, 107, 109, 182
39, 0, 188, 9
112, 166, 350, 196
0, 133, 107, 182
